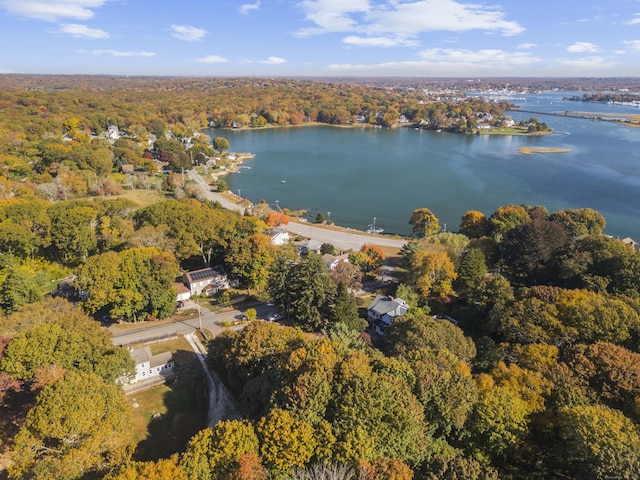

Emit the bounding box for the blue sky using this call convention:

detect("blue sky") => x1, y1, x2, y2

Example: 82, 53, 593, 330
1, 0, 639, 77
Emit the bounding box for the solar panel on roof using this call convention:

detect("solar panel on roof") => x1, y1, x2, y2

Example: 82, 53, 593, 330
189, 269, 214, 281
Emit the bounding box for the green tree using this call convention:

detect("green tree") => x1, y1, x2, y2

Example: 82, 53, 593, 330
550, 208, 606, 237
455, 248, 487, 295
0, 266, 41, 314
385, 314, 476, 362
553, 404, 640, 479
268, 252, 336, 331
409, 207, 440, 237
1, 312, 133, 383
226, 234, 276, 291
331, 282, 365, 331
212, 136, 230, 153
48, 201, 101, 265
9, 371, 134, 480
489, 204, 530, 241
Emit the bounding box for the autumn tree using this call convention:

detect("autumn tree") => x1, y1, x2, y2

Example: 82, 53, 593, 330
459, 210, 488, 238
409, 207, 440, 237
349, 244, 385, 277
257, 409, 317, 474
9, 371, 134, 480
180, 420, 260, 480
550, 208, 606, 237
489, 204, 530, 241
408, 247, 457, 298
0, 309, 133, 383
265, 211, 289, 228
552, 404, 640, 479
106, 457, 186, 480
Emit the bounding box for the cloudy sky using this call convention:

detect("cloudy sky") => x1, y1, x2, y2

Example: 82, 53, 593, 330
1, 0, 639, 77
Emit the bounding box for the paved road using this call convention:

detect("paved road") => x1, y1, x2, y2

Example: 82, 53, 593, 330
109, 301, 273, 346
187, 169, 407, 251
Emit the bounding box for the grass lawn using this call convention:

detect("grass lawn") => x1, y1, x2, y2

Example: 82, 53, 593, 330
127, 337, 206, 462
114, 189, 170, 207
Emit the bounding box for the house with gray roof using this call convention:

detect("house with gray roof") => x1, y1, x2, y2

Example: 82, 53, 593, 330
367, 295, 409, 335
128, 346, 174, 384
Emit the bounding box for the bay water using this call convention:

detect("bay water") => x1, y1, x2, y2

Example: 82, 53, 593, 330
211, 92, 640, 239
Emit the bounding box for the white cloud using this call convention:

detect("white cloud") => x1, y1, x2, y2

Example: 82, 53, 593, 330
0, 68, 15, 73
297, 0, 524, 39
195, 55, 228, 63
259, 56, 286, 64
56, 23, 109, 38
77, 49, 156, 57
419, 47, 540, 65
624, 14, 640, 25
170, 24, 207, 41
517, 43, 537, 49
342, 35, 419, 47
239, 1, 260, 14
0, 0, 107, 21
623, 40, 640, 52
566, 41, 600, 53
327, 47, 541, 75
554, 56, 616, 70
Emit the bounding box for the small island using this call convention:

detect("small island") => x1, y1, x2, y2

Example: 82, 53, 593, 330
518, 147, 571, 155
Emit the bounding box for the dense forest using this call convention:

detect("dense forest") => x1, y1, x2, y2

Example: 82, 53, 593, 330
0, 76, 639, 479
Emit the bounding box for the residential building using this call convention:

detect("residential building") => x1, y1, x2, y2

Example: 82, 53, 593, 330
367, 295, 409, 335
183, 267, 230, 296
128, 346, 174, 384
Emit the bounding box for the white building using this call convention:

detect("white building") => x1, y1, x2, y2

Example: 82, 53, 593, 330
367, 295, 409, 335
128, 346, 174, 384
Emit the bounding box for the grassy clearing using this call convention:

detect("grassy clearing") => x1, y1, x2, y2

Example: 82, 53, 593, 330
114, 189, 170, 207
127, 336, 205, 461
519, 147, 571, 155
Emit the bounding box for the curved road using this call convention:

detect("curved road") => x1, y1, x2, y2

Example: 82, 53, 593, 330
188, 169, 407, 251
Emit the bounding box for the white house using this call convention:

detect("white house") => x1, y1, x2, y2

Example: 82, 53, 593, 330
270, 230, 290, 246
183, 267, 230, 296
173, 282, 191, 302
106, 125, 120, 140
367, 295, 409, 335
322, 253, 349, 270
128, 346, 174, 384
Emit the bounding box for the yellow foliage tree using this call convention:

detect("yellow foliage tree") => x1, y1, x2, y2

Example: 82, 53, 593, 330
409, 248, 457, 298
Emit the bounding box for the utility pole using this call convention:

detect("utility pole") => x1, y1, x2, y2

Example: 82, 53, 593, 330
196, 297, 202, 331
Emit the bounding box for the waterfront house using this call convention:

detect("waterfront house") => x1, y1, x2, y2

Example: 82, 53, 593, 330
367, 295, 409, 335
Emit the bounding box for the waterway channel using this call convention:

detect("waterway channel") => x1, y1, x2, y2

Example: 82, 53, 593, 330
210, 92, 640, 239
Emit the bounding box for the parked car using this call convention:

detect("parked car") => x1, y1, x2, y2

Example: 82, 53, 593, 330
267, 311, 284, 322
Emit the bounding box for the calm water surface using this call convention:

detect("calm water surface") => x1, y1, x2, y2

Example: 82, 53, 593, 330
211, 92, 640, 238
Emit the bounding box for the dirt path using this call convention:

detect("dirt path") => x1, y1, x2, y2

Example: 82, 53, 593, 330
184, 333, 242, 426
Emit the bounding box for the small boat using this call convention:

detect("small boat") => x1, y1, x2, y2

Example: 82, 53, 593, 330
280, 180, 286, 184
